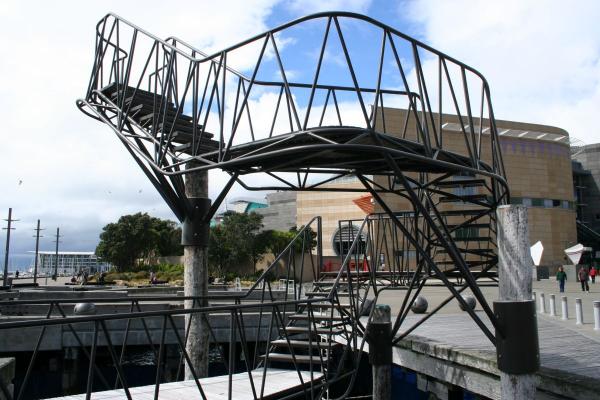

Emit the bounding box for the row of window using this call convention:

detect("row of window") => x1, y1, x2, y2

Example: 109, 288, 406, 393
511, 197, 576, 210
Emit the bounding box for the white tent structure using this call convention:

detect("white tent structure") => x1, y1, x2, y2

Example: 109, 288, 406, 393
530, 241, 544, 266
564, 243, 593, 265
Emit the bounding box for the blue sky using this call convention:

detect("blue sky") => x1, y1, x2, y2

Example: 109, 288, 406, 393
2, 0, 600, 269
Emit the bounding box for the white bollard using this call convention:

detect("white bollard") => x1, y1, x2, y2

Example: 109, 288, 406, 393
594, 301, 600, 331
561, 296, 569, 320
532, 291, 536, 302
576, 298, 584, 325
538, 292, 546, 314
549, 294, 556, 317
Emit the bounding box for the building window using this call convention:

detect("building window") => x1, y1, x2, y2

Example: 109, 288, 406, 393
332, 225, 367, 257
454, 227, 479, 239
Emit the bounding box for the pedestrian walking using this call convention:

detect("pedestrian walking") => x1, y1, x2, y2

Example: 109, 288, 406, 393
578, 266, 590, 292
557, 266, 567, 293
590, 266, 597, 284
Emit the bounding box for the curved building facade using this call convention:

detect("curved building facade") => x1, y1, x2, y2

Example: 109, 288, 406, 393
296, 108, 576, 267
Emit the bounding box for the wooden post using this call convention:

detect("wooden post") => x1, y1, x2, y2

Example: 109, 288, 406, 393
496, 205, 539, 399
369, 304, 391, 400
184, 169, 210, 379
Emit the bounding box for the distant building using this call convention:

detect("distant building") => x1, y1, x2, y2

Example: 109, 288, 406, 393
229, 198, 268, 213
255, 192, 297, 232
32, 251, 111, 276
572, 144, 600, 255
211, 193, 298, 232
297, 108, 578, 267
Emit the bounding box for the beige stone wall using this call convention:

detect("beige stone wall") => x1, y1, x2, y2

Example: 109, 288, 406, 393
297, 180, 369, 257
372, 108, 576, 266
295, 108, 576, 266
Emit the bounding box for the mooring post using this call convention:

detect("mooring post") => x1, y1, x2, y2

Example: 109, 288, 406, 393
495, 205, 539, 400
183, 168, 211, 379
594, 301, 600, 330
549, 294, 556, 317
575, 298, 583, 325
368, 304, 391, 400
538, 292, 545, 314
561, 296, 568, 320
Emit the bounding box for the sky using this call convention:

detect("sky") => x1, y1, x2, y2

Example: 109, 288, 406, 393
1, 0, 600, 268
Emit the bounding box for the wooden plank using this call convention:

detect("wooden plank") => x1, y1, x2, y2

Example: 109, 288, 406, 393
49, 368, 323, 400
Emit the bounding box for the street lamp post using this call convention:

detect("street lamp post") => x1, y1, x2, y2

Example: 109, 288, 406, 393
2, 208, 18, 287
32, 220, 44, 284
52, 228, 61, 281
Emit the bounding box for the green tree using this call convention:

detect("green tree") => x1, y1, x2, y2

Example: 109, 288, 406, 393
207, 211, 268, 277
222, 211, 264, 273
207, 225, 235, 278
96, 213, 183, 270
153, 219, 183, 256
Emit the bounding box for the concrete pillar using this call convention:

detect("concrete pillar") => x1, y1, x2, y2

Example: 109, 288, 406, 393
496, 205, 538, 400
549, 294, 556, 317
575, 298, 583, 325
184, 169, 210, 379
369, 304, 391, 400
561, 296, 568, 320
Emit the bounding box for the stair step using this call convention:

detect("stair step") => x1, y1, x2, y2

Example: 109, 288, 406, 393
270, 339, 340, 348
435, 260, 490, 267
313, 281, 350, 286
309, 303, 352, 309
121, 95, 176, 111
305, 292, 352, 297
260, 353, 329, 364
438, 209, 489, 217
284, 326, 343, 335
289, 313, 346, 321
435, 179, 486, 188
102, 84, 176, 109
172, 139, 220, 154
450, 237, 492, 242
446, 223, 491, 230
439, 194, 489, 203
437, 248, 495, 255
138, 110, 194, 124
128, 103, 183, 119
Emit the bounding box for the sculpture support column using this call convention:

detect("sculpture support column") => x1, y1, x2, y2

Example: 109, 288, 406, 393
495, 205, 539, 400
183, 168, 210, 379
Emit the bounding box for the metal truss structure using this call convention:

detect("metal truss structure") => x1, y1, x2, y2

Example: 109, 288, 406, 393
65, 11, 511, 398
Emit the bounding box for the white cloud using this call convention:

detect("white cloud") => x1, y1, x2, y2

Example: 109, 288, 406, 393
286, 0, 372, 14
0, 0, 281, 262
404, 0, 600, 144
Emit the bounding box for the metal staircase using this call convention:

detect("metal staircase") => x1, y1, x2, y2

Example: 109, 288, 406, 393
70, 11, 512, 399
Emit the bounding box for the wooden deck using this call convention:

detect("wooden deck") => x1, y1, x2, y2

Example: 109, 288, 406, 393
362, 313, 600, 399
51, 369, 323, 400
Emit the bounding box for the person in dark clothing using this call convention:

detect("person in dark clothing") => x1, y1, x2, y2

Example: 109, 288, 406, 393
578, 267, 590, 292
556, 266, 567, 293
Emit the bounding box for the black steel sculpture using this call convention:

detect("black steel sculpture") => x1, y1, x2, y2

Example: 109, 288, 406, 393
40, 10, 517, 398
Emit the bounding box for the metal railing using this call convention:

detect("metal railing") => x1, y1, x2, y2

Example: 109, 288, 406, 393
0, 216, 375, 400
